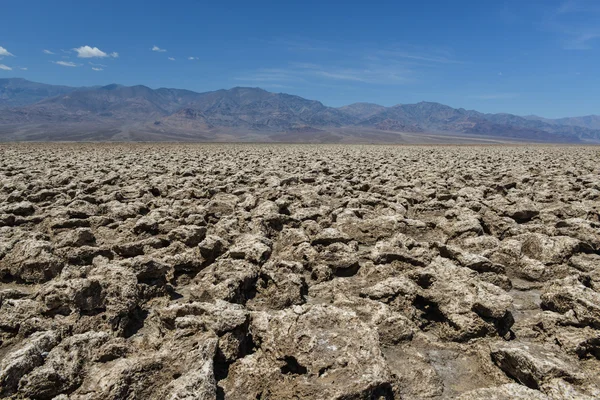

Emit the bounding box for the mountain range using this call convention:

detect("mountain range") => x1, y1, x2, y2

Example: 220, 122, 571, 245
1, 78, 599, 143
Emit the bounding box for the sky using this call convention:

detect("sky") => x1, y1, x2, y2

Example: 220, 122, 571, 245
0, 0, 599, 118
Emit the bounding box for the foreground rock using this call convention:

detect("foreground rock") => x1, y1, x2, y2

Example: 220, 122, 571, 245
220, 305, 392, 399
1, 144, 600, 399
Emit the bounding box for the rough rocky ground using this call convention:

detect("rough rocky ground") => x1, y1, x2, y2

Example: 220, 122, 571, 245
0, 143, 599, 399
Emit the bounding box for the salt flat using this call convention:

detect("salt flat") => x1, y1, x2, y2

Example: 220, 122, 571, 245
1, 144, 599, 399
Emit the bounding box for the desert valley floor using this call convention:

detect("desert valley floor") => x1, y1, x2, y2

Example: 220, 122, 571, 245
1, 144, 599, 399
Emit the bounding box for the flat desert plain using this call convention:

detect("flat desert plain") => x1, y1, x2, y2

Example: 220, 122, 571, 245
1, 144, 600, 399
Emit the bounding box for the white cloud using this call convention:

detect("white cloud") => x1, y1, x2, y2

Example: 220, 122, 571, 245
110, 52, 119, 58
152, 45, 167, 52
92, 67, 103, 71
188, 56, 199, 60
168, 57, 176, 61
20, 67, 28, 71
0, 46, 14, 57
54, 61, 78, 67
74, 46, 109, 58
0, 64, 12, 71
89, 61, 107, 67
43, 49, 55, 55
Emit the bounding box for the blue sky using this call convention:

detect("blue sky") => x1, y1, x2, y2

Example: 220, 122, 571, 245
0, 0, 599, 117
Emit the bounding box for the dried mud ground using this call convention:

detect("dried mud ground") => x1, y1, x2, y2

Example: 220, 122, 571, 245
1, 143, 600, 400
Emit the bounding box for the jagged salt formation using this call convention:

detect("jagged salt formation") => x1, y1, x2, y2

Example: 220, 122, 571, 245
1, 144, 599, 399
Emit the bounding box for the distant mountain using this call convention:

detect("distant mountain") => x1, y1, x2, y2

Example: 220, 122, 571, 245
0, 78, 599, 143
167, 86, 353, 130
29, 84, 179, 119
338, 103, 386, 119
526, 114, 600, 131
358, 102, 581, 141
0, 78, 77, 109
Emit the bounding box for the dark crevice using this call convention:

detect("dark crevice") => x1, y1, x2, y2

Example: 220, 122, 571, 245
495, 361, 540, 390
413, 295, 446, 329
166, 285, 184, 300
239, 274, 267, 304
213, 326, 256, 380
318, 365, 332, 377
280, 356, 307, 375
370, 383, 396, 400
578, 274, 593, 289
0, 324, 20, 336
299, 279, 309, 298
414, 273, 435, 289
123, 307, 149, 338
213, 349, 231, 382
576, 337, 600, 360
480, 219, 492, 235
476, 310, 516, 340
170, 269, 196, 285
0, 273, 27, 285
43, 306, 73, 317
265, 218, 285, 233
214, 329, 256, 399
332, 263, 360, 278
80, 307, 107, 317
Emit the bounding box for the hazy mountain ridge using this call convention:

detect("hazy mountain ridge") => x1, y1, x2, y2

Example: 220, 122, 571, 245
525, 114, 600, 131
338, 103, 387, 119
0, 78, 77, 109
0, 78, 599, 143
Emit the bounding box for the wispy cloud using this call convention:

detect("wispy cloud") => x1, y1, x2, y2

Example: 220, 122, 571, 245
168, 57, 176, 61
469, 93, 519, 100
266, 37, 463, 65
374, 49, 462, 64
556, 0, 600, 14
314, 66, 412, 84
43, 49, 55, 55
74, 45, 117, 58
20, 67, 28, 71
236, 60, 414, 86
234, 38, 462, 90
0, 64, 12, 71
0, 46, 14, 57
92, 67, 103, 71
234, 83, 293, 89
188, 56, 199, 60
89, 61, 107, 67
152, 45, 167, 52
53, 61, 78, 67
544, 0, 600, 49
562, 32, 600, 50
265, 38, 335, 53
110, 52, 119, 58
234, 68, 299, 83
